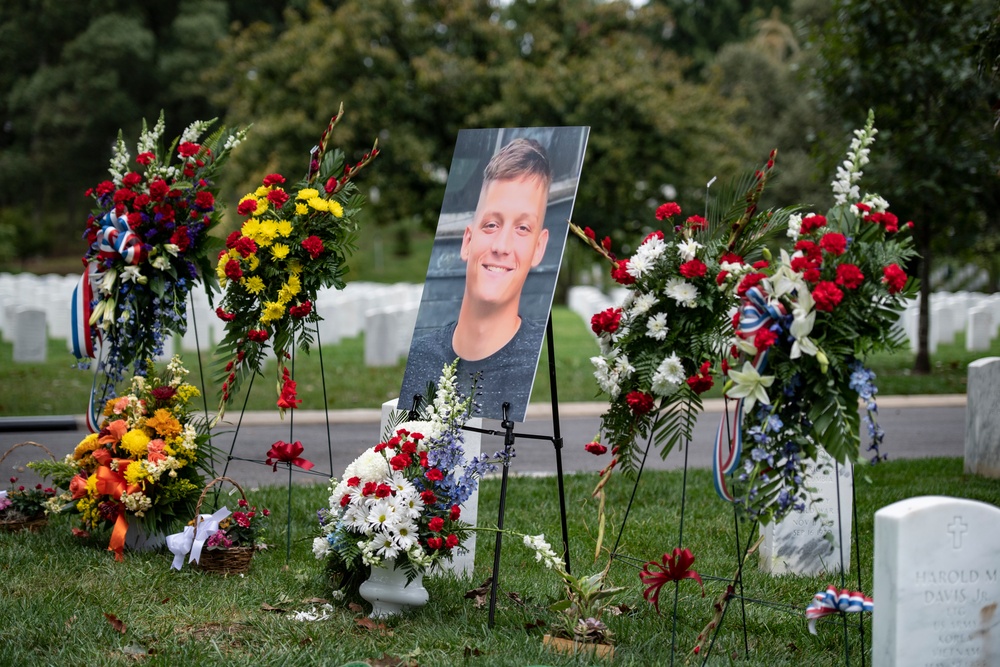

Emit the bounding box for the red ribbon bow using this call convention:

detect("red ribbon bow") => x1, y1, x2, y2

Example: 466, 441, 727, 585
265, 440, 314, 472
639, 547, 705, 614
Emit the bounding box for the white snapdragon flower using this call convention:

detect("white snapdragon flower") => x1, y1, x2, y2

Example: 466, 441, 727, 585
831, 112, 878, 205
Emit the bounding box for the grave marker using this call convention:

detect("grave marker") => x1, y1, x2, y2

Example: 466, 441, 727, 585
964, 357, 1000, 479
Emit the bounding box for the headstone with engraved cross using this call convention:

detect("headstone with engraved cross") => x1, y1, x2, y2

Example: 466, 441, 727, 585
873, 495, 1000, 667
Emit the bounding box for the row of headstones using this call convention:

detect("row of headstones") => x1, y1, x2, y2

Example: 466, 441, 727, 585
568, 286, 1000, 354
0, 272, 423, 366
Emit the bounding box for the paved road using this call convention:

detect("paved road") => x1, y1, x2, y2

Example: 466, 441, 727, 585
0, 395, 967, 489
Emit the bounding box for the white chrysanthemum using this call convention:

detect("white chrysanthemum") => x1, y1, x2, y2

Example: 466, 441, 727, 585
646, 312, 669, 340
342, 448, 390, 485
635, 236, 666, 263
393, 419, 441, 444
665, 278, 699, 308
651, 353, 686, 396
626, 254, 652, 280
676, 238, 703, 262
591, 355, 620, 399
630, 292, 659, 316
613, 353, 635, 379
312, 536, 331, 559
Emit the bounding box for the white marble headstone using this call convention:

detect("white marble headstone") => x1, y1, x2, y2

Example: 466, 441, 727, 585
380, 398, 481, 579
966, 308, 993, 352
873, 496, 1000, 667
964, 357, 1000, 479
759, 450, 853, 576
12, 306, 47, 362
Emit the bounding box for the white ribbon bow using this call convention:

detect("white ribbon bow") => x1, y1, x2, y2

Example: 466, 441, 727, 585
165, 506, 231, 570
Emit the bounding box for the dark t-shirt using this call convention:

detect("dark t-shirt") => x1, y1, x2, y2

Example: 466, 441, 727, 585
399, 318, 545, 422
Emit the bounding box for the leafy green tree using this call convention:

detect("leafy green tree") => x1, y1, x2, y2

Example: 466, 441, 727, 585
812, 0, 1000, 373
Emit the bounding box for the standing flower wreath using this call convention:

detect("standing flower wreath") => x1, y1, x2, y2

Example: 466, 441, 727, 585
73, 113, 247, 429
572, 151, 789, 478
213, 105, 377, 415
314, 360, 498, 587
718, 111, 917, 524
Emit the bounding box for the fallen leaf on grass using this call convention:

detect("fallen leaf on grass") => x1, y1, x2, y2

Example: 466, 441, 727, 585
65, 615, 77, 630
299, 637, 313, 646
104, 613, 126, 634
348, 602, 364, 614
72, 528, 90, 539
159, 598, 170, 605
506, 591, 526, 606
355, 618, 393, 635
122, 642, 149, 656
606, 603, 633, 616
464, 646, 483, 658
524, 619, 547, 632
301, 597, 328, 605
260, 603, 286, 613
464, 578, 492, 608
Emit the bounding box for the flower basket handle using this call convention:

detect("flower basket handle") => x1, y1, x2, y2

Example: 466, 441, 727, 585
0, 441, 57, 467
192, 476, 248, 524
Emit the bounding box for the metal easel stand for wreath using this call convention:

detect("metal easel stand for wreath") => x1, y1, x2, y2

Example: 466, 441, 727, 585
219, 324, 336, 563
606, 396, 870, 666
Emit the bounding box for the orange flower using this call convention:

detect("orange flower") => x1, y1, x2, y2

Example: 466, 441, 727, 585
147, 439, 167, 464
99, 419, 129, 445
145, 408, 182, 439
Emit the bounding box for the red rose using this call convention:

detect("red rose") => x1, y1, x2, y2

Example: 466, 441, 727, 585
446, 533, 459, 549
685, 215, 708, 230
835, 263, 865, 289
584, 441, 608, 456
194, 191, 215, 211
655, 202, 681, 220
812, 281, 844, 312
450, 505, 461, 521
679, 259, 707, 279
301, 235, 324, 259
262, 173, 286, 186
736, 272, 766, 297
224, 259, 242, 281
800, 214, 827, 235
426, 468, 444, 482
428, 517, 445, 533
136, 152, 155, 166
177, 142, 200, 158
591, 307, 622, 336
882, 263, 907, 294
819, 232, 847, 256
267, 189, 289, 207
625, 391, 655, 416
753, 328, 777, 351
610, 259, 635, 285
237, 198, 257, 216
427, 537, 444, 550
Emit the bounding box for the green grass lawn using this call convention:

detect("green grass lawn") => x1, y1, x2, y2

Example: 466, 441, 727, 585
2, 458, 998, 665
0, 305, 994, 417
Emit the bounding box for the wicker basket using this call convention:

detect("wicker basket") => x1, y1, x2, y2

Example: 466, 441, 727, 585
190, 476, 255, 575
0, 441, 56, 533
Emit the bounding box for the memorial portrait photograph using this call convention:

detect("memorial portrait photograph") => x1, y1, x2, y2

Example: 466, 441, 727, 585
399, 126, 590, 422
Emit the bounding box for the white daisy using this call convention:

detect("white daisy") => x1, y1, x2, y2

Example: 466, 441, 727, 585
366, 498, 399, 532
645, 312, 669, 340
392, 521, 420, 550
374, 533, 401, 560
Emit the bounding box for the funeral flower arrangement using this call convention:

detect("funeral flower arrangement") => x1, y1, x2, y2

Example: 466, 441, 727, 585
74, 114, 247, 397
203, 496, 270, 551
720, 112, 917, 524
213, 105, 377, 415
59, 357, 214, 559
313, 360, 496, 585
575, 152, 787, 474
0, 478, 57, 525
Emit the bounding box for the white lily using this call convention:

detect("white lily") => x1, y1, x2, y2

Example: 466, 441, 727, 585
726, 361, 774, 412
789, 289, 817, 359
99, 268, 118, 295
768, 250, 807, 299
121, 265, 148, 285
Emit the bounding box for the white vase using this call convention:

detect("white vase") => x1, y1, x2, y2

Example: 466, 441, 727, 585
125, 517, 166, 552
358, 559, 429, 618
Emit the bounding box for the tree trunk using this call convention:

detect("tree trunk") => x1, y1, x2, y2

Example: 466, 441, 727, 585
914, 209, 932, 374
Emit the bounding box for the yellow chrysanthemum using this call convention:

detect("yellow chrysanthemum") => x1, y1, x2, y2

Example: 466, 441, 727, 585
120, 429, 151, 458
241, 218, 261, 239
215, 259, 228, 286
124, 460, 150, 486
271, 243, 290, 260
254, 198, 269, 216
74, 433, 100, 459
287, 261, 303, 276
277, 287, 294, 305
307, 197, 329, 212
260, 301, 285, 325
145, 408, 182, 439
247, 254, 260, 271
295, 202, 308, 216
228, 248, 241, 260
254, 220, 278, 248
276, 220, 293, 237
286, 274, 301, 292
296, 188, 319, 201
254, 185, 270, 197
242, 275, 266, 294
329, 200, 344, 218
103, 398, 117, 417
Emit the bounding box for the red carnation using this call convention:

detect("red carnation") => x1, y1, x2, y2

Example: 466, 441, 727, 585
170, 226, 191, 252
289, 301, 313, 318
374, 484, 392, 498
736, 272, 766, 297
625, 391, 655, 416
390, 453, 412, 471
585, 441, 608, 456
679, 259, 707, 279
133, 194, 151, 209
753, 328, 778, 351
150, 386, 177, 401
883, 263, 907, 294
122, 172, 142, 188
224, 259, 242, 281
194, 191, 215, 211
301, 235, 324, 259
267, 189, 289, 207
177, 142, 200, 158
656, 202, 682, 220
719, 252, 743, 265
812, 281, 844, 312
449, 505, 461, 521
716, 270, 729, 286
225, 230, 242, 248
427, 537, 444, 550
611, 259, 635, 285
277, 367, 300, 409
262, 173, 286, 186
685, 215, 708, 230
237, 199, 257, 217
643, 230, 665, 245
835, 263, 865, 290
800, 214, 827, 235
234, 236, 257, 258
148, 179, 169, 200
591, 307, 623, 336
794, 239, 822, 260
347, 476, 361, 487
819, 232, 847, 256
362, 482, 378, 496
136, 152, 155, 166
426, 468, 444, 482
428, 517, 445, 533
96, 181, 115, 196
340, 494, 351, 508
446, 533, 460, 549
247, 329, 269, 342
420, 490, 436, 504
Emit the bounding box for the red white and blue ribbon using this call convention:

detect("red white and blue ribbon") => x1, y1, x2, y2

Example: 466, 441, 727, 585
806, 586, 873, 634
713, 286, 786, 501
97, 211, 144, 265
70, 263, 97, 360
